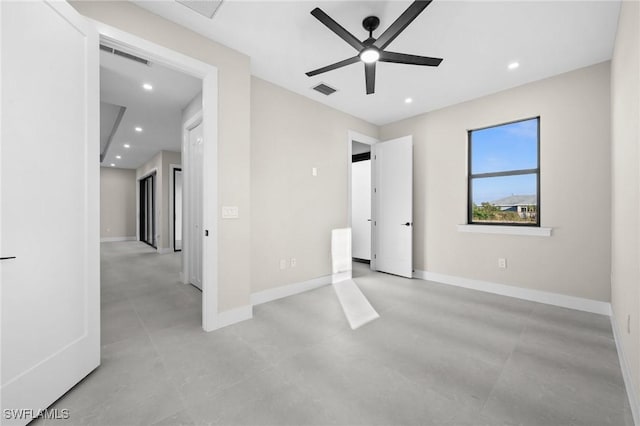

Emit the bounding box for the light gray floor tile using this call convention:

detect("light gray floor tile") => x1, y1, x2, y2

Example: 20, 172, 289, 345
41, 243, 632, 426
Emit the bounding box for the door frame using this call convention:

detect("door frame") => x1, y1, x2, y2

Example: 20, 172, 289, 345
93, 21, 220, 331
169, 164, 182, 253
347, 131, 378, 270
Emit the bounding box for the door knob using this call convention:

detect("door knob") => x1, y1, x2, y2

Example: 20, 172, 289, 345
402, 222, 412, 227
0, 256, 16, 260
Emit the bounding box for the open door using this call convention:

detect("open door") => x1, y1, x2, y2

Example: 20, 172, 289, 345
1, 2, 99, 424
188, 120, 204, 290
372, 136, 413, 278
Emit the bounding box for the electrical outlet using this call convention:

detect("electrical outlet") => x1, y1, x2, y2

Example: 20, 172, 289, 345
279, 259, 287, 270
312, 167, 318, 177
290, 258, 297, 268
628, 314, 631, 334
498, 258, 507, 269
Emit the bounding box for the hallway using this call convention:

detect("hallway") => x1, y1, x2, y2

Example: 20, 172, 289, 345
100, 242, 200, 346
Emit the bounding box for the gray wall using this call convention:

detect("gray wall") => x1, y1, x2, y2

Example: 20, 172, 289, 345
611, 0, 640, 400
100, 167, 136, 239
251, 77, 378, 293
380, 62, 612, 302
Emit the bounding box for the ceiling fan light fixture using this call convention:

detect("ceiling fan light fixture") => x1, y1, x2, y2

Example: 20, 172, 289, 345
360, 48, 380, 64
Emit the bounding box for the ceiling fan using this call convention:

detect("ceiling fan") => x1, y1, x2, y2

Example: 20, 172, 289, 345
306, 0, 443, 95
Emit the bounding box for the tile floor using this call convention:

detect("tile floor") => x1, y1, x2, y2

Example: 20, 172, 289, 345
37, 241, 632, 425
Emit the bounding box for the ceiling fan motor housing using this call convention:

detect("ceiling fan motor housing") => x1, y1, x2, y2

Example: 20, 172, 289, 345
362, 16, 380, 36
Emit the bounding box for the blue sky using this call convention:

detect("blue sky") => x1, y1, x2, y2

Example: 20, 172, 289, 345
471, 118, 538, 204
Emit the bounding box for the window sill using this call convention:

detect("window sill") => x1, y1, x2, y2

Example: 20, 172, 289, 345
457, 224, 552, 237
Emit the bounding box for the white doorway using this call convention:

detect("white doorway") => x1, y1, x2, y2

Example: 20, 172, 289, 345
348, 131, 378, 270
347, 131, 414, 278
95, 22, 219, 331
351, 142, 372, 262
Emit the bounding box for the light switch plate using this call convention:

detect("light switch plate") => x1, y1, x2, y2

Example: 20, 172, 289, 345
222, 206, 239, 219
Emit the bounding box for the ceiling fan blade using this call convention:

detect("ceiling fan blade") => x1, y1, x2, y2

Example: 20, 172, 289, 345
379, 51, 443, 66
311, 8, 364, 52
373, 1, 432, 50
306, 56, 360, 77
365, 62, 376, 95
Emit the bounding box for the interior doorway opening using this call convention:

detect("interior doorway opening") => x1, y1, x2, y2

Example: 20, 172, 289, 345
172, 167, 183, 252
351, 142, 372, 263
139, 171, 156, 248
348, 131, 378, 271
96, 23, 219, 331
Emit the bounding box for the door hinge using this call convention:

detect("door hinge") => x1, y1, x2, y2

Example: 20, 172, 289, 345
205, 230, 209, 237
374, 254, 377, 259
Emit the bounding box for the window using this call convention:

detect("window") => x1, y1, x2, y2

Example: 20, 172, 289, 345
468, 117, 540, 226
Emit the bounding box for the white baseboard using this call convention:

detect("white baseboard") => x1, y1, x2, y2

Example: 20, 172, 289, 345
251, 274, 335, 306
100, 236, 136, 243
215, 305, 253, 329
414, 270, 612, 316
611, 313, 640, 426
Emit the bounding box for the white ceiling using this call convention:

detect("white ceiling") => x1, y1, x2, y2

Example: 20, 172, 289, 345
134, 0, 621, 125
100, 48, 202, 169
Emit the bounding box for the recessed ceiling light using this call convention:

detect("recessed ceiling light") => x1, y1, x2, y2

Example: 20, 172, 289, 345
508, 62, 520, 70
123, 144, 130, 148
116, 155, 121, 159
135, 127, 142, 132
142, 83, 153, 91
110, 163, 115, 167
405, 97, 413, 104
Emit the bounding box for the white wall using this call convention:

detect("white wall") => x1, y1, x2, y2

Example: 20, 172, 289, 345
100, 167, 136, 240
611, 0, 640, 402
380, 62, 612, 302
251, 77, 378, 293
351, 159, 371, 260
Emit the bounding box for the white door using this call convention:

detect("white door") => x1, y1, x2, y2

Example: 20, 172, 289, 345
174, 169, 183, 251
372, 136, 413, 278
351, 159, 371, 260
0, 2, 99, 425
189, 122, 203, 289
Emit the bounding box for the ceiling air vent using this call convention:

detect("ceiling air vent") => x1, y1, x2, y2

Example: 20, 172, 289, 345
99, 44, 150, 66
312, 83, 337, 96
177, 0, 223, 19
